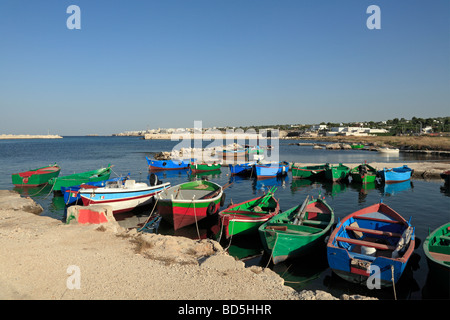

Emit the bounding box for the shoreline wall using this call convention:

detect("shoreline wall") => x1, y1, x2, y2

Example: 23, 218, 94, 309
0, 134, 63, 140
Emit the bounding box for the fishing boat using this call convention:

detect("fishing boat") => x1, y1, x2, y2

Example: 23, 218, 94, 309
79, 179, 170, 214
229, 162, 255, 176
291, 163, 329, 180
423, 222, 450, 293
189, 162, 221, 173
49, 164, 112, 193
324, 163, 350, 182
377, 165, 413, 184
350, 164, 377, 184
146, 157, 190, 171
219, 187, 280, 238
157, 180, 224, 230
259, 195, 334, 264
61, 176, 128, 205
254, 161, 289, 179
327, 202, 415, 287
377, 147, 400, 154
11, 163, 61, 187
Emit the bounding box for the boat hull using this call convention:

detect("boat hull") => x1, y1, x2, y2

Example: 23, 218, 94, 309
49, 166, 112, 192
157, 180, 223, 230
378, 165, 412, 183
146, 157, 190, 171
326, 202, 415, 287
423, 222, 450, 294
80, 182, 170, 214
259, 198, 334, 264
229, 163, 255, 176
291, 164, 328, 180
12, 164, 61, 187
350, 164, 377, 184
255, 162, 289, 179
219, 190, 279, 238
325, 164, 350, 182
189, 163, 221, 173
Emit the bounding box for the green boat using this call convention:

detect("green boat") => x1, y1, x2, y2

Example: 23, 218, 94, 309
258, 195, 334, 264
351, 144, 364, 149
219, 187, 279, 239
350, 163, 377, 184
423, 222, 450, 294
291, 163, 329, 180
48, 164, 112, 193
324, 163, 350, 182
189, 162, 221, 173
12, 163, 61, 187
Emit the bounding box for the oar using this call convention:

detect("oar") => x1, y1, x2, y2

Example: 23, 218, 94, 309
293, 195, 309, 225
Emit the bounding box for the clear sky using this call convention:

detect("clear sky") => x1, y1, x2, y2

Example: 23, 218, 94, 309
0, 0, 448, 135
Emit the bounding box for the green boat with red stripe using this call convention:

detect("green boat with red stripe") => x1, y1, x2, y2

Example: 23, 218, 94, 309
12, 163, 61, 187
219, 187, 279, 239
156, 180, 225, 230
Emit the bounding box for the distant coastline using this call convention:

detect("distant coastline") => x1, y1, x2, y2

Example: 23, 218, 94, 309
0, 134, 63, 140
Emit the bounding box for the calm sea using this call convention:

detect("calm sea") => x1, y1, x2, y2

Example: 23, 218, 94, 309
1, 136, 449, 300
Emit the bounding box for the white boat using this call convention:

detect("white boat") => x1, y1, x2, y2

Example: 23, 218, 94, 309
377, 147, 400, 154
79, 179, 170, 214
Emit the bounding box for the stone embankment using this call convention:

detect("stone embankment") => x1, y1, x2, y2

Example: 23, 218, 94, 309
0, 190, 377, 300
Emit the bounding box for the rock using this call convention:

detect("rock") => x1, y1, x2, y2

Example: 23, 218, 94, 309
154, 151, 172, 160
0, 190, 43, 214
326, 143, 342, 150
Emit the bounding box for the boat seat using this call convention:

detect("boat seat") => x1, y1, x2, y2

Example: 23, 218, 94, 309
345, 226, 402, 238
124, 180, 136, 188
302, 219, 329, 227
440, 235, 450, 242
336, 237, 395, 251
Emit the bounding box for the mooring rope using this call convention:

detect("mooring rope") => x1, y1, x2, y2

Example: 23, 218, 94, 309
391, 265, 397, 300
137, 197, 159, 233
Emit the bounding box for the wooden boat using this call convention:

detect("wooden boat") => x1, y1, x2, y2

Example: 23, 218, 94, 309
377, 147, 400, 154
229, 162, 255, 176
189, 162, 221, 173
423, 222, 450, 293
146, 157, 190, 171
324, 163, 350, 182
48, 164, 112, 193
156, 180, 224, 230
61, 176, 128, 205
350, 164, 377, 184
80, 179, 170, 214
377, 165, 412, 183
254, 161, 289, 179
12, 163, 61, 187
327, 202, 415, 287
291, 163, 329, 180
219, 187, 279, 238
259, 195, 334, 264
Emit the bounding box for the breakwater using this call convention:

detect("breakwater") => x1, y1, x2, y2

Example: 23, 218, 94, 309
0, 134, 62, 140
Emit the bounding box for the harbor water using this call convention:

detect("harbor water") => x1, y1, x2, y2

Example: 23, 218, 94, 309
1, 136, 449, 300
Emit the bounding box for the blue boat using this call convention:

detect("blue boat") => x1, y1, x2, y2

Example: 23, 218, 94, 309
377, 165, 413, 183
146, 157, 191, 171
229, 162, 256, 176
255, 161, 289, 180
327, 202, 415, 287
61, 176, 128, 205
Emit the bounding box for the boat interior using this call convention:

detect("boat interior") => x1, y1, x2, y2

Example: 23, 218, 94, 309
428, 227, 450, 264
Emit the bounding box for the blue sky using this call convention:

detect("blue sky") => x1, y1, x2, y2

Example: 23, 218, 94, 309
0, 0, 448, 135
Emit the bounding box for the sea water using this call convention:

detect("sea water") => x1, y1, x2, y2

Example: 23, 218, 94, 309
0, 136, 449, 299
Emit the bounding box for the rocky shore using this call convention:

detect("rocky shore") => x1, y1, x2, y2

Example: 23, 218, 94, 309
0, 190, 377, 301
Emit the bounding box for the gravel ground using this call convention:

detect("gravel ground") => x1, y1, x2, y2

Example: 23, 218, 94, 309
0, 190, 377, 301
